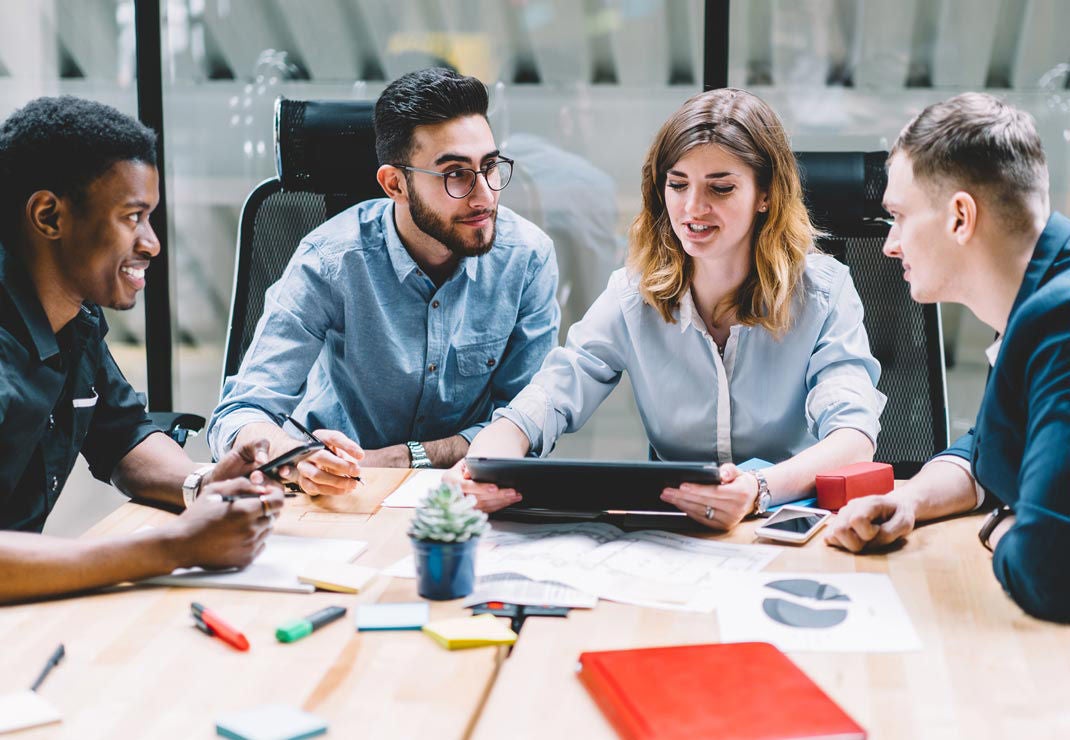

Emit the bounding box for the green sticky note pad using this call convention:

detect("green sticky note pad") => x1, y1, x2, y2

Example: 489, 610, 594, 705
356, 602, 429, 631
216, 703, 326, 740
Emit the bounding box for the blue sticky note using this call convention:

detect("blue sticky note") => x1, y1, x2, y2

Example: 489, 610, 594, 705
216, 704, 326, 740
356, 602, 430, 631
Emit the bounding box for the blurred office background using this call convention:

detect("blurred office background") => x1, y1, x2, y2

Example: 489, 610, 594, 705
3, 0, 1067, 534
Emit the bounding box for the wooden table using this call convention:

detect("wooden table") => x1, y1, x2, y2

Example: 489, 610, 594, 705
3, 471, 1069, 739
0, 470, 503, 740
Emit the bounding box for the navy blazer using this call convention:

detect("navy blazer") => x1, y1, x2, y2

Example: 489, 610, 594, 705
944, 212, 1070, 622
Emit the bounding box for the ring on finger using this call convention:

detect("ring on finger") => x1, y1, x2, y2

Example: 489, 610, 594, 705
705, 505, 715, 520
259, 495, 270, 518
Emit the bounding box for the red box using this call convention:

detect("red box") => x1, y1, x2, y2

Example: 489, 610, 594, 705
814, 462, 894, 511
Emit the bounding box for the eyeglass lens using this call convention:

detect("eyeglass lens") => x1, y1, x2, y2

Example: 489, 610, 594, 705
445, 160, 513, 198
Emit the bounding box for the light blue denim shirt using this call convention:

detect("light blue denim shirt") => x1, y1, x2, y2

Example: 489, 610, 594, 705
495, 253, 885, 463
208, 198, 560, 457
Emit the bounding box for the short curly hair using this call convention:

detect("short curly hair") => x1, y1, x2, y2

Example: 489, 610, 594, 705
0, 96, 157, 242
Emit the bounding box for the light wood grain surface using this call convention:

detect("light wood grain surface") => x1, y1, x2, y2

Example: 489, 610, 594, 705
4, 472, 1069, 739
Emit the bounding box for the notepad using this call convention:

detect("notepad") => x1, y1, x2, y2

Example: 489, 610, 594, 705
216, 703, 327, 740
421, 613, 518, 650
298, 561, 378, 593
0, 690, 62, 734
140, 533, 367, 593
355, 602, 429, 631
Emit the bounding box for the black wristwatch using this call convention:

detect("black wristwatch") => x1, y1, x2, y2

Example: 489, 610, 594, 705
978, 505, 1013, 552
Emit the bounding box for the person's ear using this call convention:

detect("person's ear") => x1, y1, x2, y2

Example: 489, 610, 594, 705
948, 191, 977, 244
376, 164, 407, 203
757, 189, 770, 214
25, 190, 64, 240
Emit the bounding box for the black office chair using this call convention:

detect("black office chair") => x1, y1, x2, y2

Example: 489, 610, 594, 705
796, 151, 949, 477
222, 98, 381, 382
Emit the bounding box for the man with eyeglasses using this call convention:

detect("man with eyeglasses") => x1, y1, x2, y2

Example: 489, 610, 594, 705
208, 68, 560, 491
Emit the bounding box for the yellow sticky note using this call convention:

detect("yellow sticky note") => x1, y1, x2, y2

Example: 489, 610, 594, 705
297, 561, 378, 593
422, 614, 518, 650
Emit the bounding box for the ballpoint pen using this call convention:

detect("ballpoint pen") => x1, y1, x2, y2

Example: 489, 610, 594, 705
30, 644, 65, 692
191, 602, 250, 651
285, 415, 362, 483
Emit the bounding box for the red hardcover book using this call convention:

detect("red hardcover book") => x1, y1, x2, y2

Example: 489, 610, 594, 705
577, 642, 866, 740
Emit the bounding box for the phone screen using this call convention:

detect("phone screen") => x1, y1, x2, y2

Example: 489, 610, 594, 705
256, 442, 325, 479
764, 510, 825, 534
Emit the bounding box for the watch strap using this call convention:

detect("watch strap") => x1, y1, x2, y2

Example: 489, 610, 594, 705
750, 470, 771, 515
406, 441, 432, 469
182, 465, 214, 508
978, 505, 1013, 552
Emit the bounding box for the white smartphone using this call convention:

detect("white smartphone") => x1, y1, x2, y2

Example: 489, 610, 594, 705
754, 505, 832, 544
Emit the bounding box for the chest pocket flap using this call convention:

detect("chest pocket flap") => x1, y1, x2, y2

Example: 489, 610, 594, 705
456, 336, 509, 377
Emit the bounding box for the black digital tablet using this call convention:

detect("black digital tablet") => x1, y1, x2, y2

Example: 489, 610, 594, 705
465, 457, 721, 519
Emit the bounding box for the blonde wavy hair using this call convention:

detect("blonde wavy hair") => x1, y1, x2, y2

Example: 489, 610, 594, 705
627, 88, 817, 337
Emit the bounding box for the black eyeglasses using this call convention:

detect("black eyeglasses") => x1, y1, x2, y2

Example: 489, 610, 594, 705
394, 157, 514, 199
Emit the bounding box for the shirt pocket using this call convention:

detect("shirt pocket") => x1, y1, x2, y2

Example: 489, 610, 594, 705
456, 335, 509, 378
71, 385, 98, 448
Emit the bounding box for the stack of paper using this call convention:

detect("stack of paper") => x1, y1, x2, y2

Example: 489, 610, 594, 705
297, 561, 378, 593
422, 614, 517, 650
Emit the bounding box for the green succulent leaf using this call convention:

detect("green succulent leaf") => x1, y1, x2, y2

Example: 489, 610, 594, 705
408, 480, 488, 543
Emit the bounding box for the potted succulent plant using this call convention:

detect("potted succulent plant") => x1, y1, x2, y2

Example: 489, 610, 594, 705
408, 481, 488, 600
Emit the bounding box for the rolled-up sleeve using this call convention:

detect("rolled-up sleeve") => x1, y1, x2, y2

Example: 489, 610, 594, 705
804, 269, 886, 445
493, 272, 628, 456
460, 238, 560, 442
207, 239, 337, 457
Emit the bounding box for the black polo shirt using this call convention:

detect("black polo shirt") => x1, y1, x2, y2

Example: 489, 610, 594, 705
0, 243, 160, 532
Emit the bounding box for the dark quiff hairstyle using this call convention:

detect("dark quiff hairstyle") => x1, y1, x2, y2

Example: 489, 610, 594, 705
0, 96, 157, 242
373, 67, 489, 166
891, 92, 1048, 235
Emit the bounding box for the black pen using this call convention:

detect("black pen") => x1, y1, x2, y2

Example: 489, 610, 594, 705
285, 415, 363, 484
30, 644, 65, 692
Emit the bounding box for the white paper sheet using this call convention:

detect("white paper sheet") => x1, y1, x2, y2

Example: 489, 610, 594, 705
139, 533, 367, 593
715, 572, 923, 652
460, 572, 598, 609
380, 469, 446, 508
389, 522, 779, 612
0, 690, 62, 733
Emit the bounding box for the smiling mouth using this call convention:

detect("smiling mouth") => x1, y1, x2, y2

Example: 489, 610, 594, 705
120, 266, 146, 280
685, 223, 714, 234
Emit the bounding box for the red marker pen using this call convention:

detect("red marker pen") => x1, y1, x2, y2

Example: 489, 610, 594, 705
191, 602, 250, 651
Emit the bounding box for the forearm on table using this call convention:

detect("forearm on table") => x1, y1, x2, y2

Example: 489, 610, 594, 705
888, 459, 979, 521
0, 528, 183, 604
110, 432, 199, 509
467, 418, 532, 459
421, 435, 471, 468
764, 428, 874, 506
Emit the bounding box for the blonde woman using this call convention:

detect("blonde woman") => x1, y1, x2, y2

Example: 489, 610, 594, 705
455, 88, 885, 531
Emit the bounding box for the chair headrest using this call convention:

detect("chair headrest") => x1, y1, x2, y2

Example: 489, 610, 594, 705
274, 98, 382, 200
794, 151, 889, 226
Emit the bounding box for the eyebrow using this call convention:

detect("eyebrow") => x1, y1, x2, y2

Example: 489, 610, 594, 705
666, 169, 738, 179
433, 149, 500, 167
122, 200, 153, 210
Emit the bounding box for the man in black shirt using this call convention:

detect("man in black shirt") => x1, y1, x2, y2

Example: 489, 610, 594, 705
0, 96, 284, 603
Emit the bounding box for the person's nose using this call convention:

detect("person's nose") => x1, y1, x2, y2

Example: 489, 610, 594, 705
138, 220, 161, 258
685, 188, 711, 218
467, 170, 495, 209
882, 223, 901, 259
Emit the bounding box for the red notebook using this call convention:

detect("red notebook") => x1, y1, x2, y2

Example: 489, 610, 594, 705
577, 642, 866, 740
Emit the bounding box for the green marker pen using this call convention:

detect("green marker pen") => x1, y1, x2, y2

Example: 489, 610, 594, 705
276, 606, 347, 643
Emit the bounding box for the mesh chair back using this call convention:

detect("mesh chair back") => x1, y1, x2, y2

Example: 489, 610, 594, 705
796, 152, 949, 477
223, 99, 377, 381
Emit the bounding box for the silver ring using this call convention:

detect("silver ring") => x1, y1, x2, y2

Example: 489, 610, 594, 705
705, 505, 715, 520
259, 495, 270, 518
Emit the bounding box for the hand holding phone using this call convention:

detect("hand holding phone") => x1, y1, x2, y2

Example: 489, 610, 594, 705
255, 441, 325, 482
755, 505, 832, 544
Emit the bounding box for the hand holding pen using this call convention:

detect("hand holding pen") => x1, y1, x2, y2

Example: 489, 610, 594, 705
278, 415, 364, 496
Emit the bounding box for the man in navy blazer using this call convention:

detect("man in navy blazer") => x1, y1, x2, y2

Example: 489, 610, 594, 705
824, 92, 1070, 622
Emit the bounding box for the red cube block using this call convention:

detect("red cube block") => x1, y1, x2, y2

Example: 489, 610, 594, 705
815, 462, 894, 511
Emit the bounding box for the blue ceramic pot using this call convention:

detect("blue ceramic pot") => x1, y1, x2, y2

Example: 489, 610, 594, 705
411, 536, 480, 600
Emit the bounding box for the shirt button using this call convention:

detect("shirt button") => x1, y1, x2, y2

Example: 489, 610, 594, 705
486, 358, 496, 368
415, 269, 424, 277
431, 300, 440, 309
428, 363, 437, 373
48, 414, 55, 431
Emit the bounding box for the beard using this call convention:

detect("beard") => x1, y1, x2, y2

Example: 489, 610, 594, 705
408, 184, 497, 258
